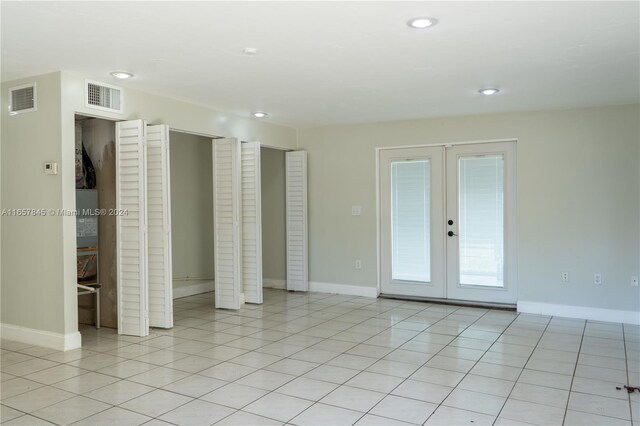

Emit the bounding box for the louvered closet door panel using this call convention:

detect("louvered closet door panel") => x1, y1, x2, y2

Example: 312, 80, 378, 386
286, 151, 308, 292
146, 125, 173, 328
241, 142, 263, 304
213, 138, 242, 309
116, 120, 149, 336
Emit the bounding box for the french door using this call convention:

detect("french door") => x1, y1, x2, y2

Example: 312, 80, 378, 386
379, 141, 517, 304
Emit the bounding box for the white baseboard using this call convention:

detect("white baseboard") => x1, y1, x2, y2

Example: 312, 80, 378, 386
309, 281, 378, 298
263, 278, 286, 290
1, 323, 82, 351
517, 301, 640, 325
173, 280, 214, 299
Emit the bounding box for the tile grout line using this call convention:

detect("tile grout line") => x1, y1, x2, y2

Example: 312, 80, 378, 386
561, 318, 587, 425
490, 314, 555, 426
622, 324, 634, 425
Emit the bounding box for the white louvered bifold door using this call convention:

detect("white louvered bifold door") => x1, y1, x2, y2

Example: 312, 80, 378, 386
286, 151, 308, 292
241, 142, 263, 304
213, 138, 242, 310
146, 125, 173, 328
116, 119, 149, 336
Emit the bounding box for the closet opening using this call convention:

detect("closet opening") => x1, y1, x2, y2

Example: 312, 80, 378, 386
169, 131, 215, 300
74, 114, 118, 332
260, 146, 287, 292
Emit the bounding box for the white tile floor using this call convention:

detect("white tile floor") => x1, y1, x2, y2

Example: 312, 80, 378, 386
1, 289, 639, 425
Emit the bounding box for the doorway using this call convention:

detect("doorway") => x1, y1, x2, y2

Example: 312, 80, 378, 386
379, 141, 517, 304
75, 115, 118, 329
169, 131, 215, 299
260, 146, 287, 291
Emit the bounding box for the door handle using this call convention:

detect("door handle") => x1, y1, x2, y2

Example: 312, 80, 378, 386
448, 231, 458, 237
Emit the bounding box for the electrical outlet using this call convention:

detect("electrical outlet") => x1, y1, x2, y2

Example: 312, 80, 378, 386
594, 274, 602, 285
351, 206, 362, 216
632, 276, 639, 287
561, 272, 569, 283
355, 260, 362, 270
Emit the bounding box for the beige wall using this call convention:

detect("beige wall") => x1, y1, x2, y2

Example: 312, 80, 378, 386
260, 147, 287, 282
1, 72, 71, 335
297, 104, 640, 312
170, 131, 214, 282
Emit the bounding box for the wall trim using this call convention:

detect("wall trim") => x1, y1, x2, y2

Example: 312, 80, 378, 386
263, 278, 286, 289
517, 301, 640, 325
375, 138, 518, 152
173, 279, 214, 299
310, 282, 378, 298
1, 323, 82, 351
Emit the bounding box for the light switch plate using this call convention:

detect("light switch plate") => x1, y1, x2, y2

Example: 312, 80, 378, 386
351, 205, 361, 216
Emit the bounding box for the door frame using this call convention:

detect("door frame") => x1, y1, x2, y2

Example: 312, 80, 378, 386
376, 138, 518, 304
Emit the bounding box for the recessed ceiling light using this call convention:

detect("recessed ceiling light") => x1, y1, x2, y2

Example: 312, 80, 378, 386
407, 17, 438, 29
252, 111, 268, 118
110, 71, 134, 79
478, 88, 500, 96
243, 47, 259, 55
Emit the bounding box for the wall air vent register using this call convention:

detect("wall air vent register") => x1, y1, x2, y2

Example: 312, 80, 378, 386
85, 80, 123, 113
9, 83, 37, 114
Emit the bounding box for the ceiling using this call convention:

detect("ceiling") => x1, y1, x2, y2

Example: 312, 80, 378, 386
2, 1, 638, 128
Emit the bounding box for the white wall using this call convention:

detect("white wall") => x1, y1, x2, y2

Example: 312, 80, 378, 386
170, 131, 214, 283
261, 147, 287, 285
0, 72, 81, 348
297, 104, 640, 316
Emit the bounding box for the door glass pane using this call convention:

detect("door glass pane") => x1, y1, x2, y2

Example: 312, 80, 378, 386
391, 160, 430, 282
458, 155, 504, 287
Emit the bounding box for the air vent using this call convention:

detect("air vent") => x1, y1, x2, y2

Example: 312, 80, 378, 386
9, 83, 37, 114
85, 80, 123, 113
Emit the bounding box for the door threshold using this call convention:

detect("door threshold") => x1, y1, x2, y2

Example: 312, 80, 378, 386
379, 294, 516, 311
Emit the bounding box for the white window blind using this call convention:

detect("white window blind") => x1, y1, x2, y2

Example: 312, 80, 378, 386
458, 155, 504, 287
391, 160, 431, 282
